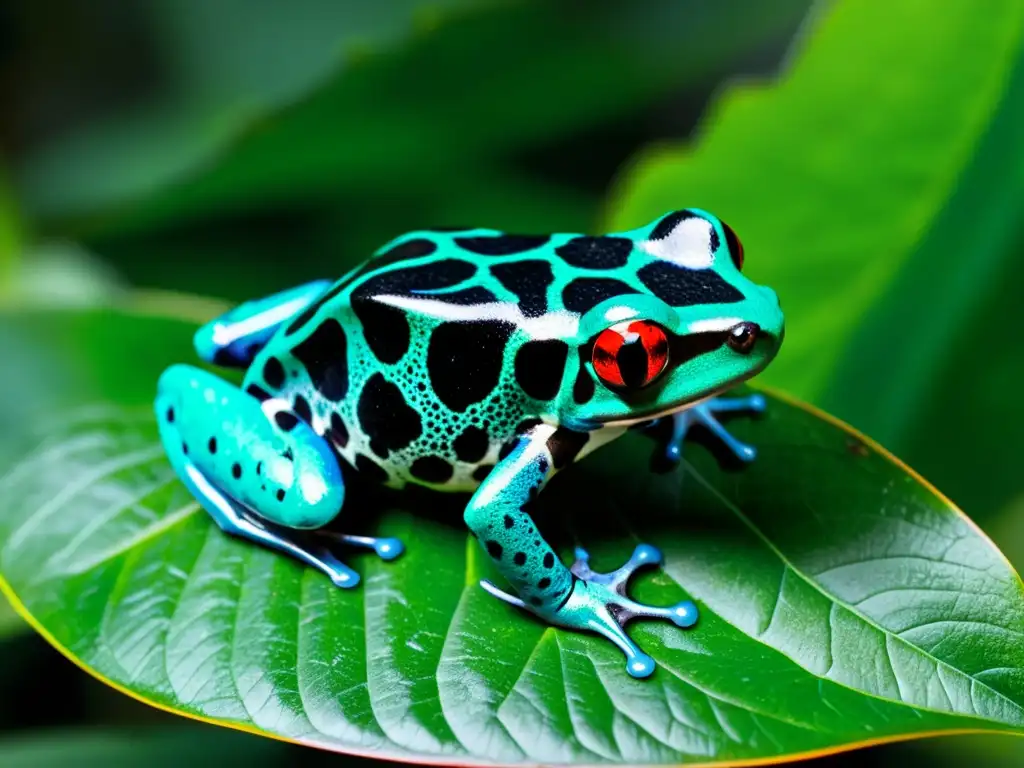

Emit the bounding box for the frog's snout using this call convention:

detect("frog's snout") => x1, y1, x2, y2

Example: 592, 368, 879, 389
757, 285, 784, 342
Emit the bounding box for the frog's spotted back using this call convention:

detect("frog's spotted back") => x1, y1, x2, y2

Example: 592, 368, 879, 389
235, 209, 782, 494
158, 208, 783, 678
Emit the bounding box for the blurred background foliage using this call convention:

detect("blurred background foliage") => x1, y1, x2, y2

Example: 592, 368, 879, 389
0, 0, 1022, 765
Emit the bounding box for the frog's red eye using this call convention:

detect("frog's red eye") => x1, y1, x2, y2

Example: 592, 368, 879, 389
721, 220, 744, 271
592, 320, 670, 390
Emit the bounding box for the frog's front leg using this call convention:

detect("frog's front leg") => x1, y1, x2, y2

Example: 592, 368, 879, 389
646, 392, 767, 468
466, 426, 697, 679
194, 279, 332, 368
154, 364, 401, 587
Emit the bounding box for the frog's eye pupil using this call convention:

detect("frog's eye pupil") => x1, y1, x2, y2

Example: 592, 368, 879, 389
721, 220, 744, 271
592, 320, 670, 390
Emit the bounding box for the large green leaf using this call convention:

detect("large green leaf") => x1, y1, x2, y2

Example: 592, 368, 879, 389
2, 303, 1024, 765
18, 0, 812, 238
605, 0, 1024, 435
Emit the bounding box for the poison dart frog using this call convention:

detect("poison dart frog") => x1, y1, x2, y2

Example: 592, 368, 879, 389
155, 209, 784, 678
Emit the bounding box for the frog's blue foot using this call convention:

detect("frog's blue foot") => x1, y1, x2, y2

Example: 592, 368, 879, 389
482, 544, 698, 679
155, 363, 400, 589
651, 392, 766, 467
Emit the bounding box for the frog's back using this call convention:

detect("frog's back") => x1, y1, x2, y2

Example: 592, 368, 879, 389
243, 221, 741, 490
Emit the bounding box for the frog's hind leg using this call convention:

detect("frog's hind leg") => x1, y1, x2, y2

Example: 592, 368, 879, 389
647, 392, 767, 468
154, 363, 400, 587
469, 427, 698, 679
194, 280, 332, 368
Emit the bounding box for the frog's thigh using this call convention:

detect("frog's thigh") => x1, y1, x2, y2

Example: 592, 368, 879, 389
194, 279, 332, 367
156, 363, 344, 530
464, 428, 574, 612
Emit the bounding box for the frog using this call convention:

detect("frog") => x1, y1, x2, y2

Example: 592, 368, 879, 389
154, 208, 784, 678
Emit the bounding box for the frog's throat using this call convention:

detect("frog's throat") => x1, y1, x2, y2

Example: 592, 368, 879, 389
597, 394, 715, 428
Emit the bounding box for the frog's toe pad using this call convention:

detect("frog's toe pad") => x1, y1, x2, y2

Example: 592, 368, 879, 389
372, 537, 405, 561
627, 653, 656, 679
315, 549, 361, 589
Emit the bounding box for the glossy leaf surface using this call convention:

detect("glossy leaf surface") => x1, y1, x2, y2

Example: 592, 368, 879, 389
2, 305, 1024, 765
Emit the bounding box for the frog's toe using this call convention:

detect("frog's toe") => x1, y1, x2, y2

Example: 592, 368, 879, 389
316, 549, 361, 588
315, 532, 406, 562
616, 595, 700, 628
571, 543, 662, 589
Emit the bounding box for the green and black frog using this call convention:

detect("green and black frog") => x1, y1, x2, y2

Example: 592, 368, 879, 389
155, 208, 784, 678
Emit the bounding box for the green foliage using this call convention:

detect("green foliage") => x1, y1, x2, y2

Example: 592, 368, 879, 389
3, 0, 1024, 765
17, 0, 811, 302
2, 306, 1024, 765
22, 0, 809, 235
17, 0, 495, 228
607, 0, 1024, 484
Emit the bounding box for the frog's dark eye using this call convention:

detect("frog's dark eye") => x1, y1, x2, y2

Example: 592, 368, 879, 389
721, 220, 744, 271
592, 320, 670, 390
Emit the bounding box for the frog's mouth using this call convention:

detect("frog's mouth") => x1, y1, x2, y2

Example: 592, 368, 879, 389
596, 388, 727, 428
595, 355, 774, 428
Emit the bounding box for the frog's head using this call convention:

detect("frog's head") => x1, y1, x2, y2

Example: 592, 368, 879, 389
565, 209, 784, 429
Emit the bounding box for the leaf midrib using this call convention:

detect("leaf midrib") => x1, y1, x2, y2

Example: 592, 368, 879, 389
682, 463, 1024, 726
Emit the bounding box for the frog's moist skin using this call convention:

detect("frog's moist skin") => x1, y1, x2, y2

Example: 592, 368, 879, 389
155, 208, 784, 678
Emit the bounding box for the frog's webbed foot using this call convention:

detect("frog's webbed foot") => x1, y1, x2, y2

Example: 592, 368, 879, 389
647, 392, 766, 470
482, 544, 698, 679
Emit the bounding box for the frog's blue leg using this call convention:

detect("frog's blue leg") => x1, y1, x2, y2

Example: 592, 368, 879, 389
194, 280, 332, 367
647, 393, 767, 466
154, 364, 400, 588
468, 427, 697, 679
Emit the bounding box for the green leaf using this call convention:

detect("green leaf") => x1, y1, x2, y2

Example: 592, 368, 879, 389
605, 0, 1024, 421
868, 223, 1024, 523
19, 0, 813, 237
2, 303, 1024, 765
